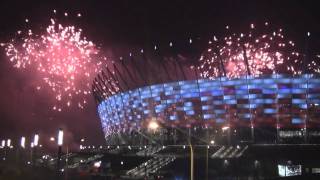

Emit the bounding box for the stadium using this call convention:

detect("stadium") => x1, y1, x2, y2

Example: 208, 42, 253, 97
94, 73, 320, 145
88, 29, 320, 179
92, 30, 320, 146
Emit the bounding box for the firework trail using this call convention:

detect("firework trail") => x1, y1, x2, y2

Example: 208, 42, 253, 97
1, 11, 102, 111
198, 23, 308, 79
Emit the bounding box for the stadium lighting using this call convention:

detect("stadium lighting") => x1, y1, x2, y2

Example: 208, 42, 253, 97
34, 134, 39, 147
148, 120, 159, 131
21, 137, 26, 148
222, 126, 230, 131
94, 161, 101, 168
6, 139, 11, 147
58, 129, 63, 146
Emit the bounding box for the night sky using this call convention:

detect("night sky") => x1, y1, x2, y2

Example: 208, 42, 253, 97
0, 0, 319, 147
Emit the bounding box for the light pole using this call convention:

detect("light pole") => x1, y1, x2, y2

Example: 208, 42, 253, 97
206, 140, 214, 180
1, 140, 5, 160
18, 137, 26, 164
30, 142, 34, 165
188, 132, 194, 180
6, 139, 11, 160
3, 139, 10, 161
80, 138, 85, 151
33, 134, 39, 165
144, 119, 161, 179
147, 120, 194, 180
57, 128, 64, 172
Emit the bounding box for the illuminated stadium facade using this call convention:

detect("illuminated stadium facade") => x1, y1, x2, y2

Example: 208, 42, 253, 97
94, 73, 320, 145
92, 31, 320, 145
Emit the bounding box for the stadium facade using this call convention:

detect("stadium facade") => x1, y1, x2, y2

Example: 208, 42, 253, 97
94, 73, 320, 145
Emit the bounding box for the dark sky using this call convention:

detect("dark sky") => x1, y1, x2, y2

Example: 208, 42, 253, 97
0, 0, 319, 147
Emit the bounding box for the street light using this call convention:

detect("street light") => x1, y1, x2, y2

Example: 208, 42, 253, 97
32, 133, 39, 165
206, 140, 214, 180
148, 121, 159, 131
147, 120, 195, 180
34, 134, 39, 147
7, 139, 11, 147
144, 120, 160, 178
222, 126, 229, 131
58, 129, 63, 146
1, 140, 5, 148
21, 137, 26, 148
57, 128, 63, 172
30, 142, 34, 164
80, 138, 85, 151
210, 140, 215, 145
222, 126, 231, 144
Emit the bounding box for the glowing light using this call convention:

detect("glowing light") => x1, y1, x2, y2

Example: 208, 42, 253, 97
6, 139, 11, 147
21, 137, 26, 148
1, 14, 102, 110
148, 121, 159, 130
50, 137, 55, 141
94, 161, 101, 168
1, 140, 5, 147
58, 129, 64, 146
222, 126, 230, 131
34, 134, 39, 146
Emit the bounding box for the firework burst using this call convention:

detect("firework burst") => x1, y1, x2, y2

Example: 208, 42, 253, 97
1, 12, 102, 111
198, 23, 303, 79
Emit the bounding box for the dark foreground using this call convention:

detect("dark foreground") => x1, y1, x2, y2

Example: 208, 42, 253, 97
1, 144, 320, 180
